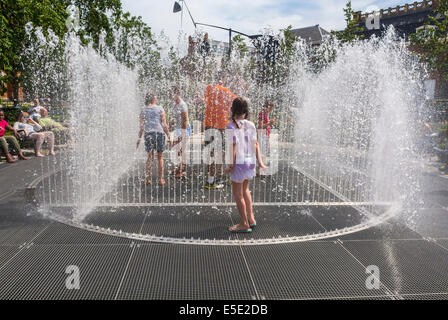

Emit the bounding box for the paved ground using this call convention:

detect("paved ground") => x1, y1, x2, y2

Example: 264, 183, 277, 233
1, 153, 448, 300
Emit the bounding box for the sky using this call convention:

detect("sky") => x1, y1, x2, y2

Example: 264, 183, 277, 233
121, 0, 415, 44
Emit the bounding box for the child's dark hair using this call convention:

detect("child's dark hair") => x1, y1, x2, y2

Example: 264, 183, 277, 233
263, 100, 274, 109
231, 97, 249, 129
145, 91, 156, 105
171, 86, 180, 95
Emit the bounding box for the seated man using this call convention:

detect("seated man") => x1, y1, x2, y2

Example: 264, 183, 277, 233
28, 98, 45, 121
38, 108, 71, 144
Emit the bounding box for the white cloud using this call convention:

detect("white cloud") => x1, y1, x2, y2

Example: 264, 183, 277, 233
120, 0, 415, 44
122, 0, 306, 43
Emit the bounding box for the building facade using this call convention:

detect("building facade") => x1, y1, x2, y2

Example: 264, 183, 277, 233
290, 25, 331, 46
354, 0, 446, 99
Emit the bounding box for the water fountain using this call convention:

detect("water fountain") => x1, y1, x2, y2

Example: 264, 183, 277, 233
27, 26, 428, 245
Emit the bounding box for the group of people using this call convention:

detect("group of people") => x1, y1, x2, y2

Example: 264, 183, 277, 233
2, 81, 277, 233
138, 79, 277, 233
0, 98, 71, 163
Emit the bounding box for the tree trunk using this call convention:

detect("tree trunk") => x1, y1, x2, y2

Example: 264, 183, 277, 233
9, 72, 20, 106
13, 82, 19, 106
439, 79, 448, 99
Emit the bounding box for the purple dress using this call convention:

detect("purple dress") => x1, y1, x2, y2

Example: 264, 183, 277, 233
226, 120, 257, 183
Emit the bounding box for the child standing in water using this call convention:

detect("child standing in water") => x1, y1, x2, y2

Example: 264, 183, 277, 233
137, 92, 171, 186
170, 86, 191, 178
226, 97, 267, 233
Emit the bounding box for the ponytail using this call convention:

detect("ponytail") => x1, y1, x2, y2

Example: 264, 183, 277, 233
233, 116, 240, 129
231, 97, 249, 130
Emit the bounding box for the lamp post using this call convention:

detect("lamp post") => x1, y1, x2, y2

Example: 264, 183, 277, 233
173, 0, 255, 57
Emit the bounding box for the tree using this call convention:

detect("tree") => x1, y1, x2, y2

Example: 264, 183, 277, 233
256, 26, 298, 85
231, 34, 248, 57
333, 1, 365, 43
410, 0, 448, 90
0, 0, 67, 104
113, 11, 160, 84
0, 0, 160, 105
20, 27, 68, 105
66, 0, 122, 51
273, 25, 298, 84
0, 3, 11, 96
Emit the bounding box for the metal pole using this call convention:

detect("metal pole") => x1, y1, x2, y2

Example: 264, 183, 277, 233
182, 0, 197, 28
229, 28, 232, 57
181, 0, 184, 31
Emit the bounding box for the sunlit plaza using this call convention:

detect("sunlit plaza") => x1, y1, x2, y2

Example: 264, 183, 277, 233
1, 0, 448, 303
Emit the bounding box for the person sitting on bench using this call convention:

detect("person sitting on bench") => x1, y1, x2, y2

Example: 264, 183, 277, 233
38, 108, 71, 144
13, 112, 55, 157
0, 110, 30, 163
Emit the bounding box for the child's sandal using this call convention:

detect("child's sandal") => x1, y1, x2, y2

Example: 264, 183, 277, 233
229, 225, 252, 233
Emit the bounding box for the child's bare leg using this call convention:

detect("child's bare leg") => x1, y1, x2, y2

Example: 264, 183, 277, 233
208, 150, 215, 178
178, 150, 185, 173
146, 151, 154, 178
157, 152, 165, 183
232, 181, 250, 229
243, 179, 255, 225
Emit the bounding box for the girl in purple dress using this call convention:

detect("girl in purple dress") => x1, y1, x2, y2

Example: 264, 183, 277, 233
225, 97, 267, 233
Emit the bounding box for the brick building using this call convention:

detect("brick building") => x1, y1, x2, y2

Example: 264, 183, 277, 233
354, 0, 446, 99
0, 71, 24, 103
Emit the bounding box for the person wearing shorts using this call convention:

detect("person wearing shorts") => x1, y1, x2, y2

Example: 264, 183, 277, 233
226, 97, 267, 233
170, 87, 191, 178
14, 112, 55, 157
203, 77, 236, 189
137, 92, 171, 186
257, 100, 277, 175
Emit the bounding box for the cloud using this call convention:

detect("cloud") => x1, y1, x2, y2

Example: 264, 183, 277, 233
121, 0, 415, 43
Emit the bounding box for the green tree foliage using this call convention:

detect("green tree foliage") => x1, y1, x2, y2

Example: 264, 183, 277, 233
231, 34, 248, 57
66, 0, 122, 51
308, 36, 337, 73
20, 28, 68, 104
0, 0, 159, 105
0, 0, 67, 103
114, 12, 160, 84
273, 25, 298, 85
410, 0, 448, 82
332, 1, 365, 43
257, 26, 299, 86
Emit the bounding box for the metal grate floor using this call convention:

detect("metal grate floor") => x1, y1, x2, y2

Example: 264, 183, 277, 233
412, 208, 448, 239
39, 162, 347, 206
115, 244, 258, 300
240, 242, 395, 299
338, 218, 424, 241
45, 205, 374, 242
0, 244, 133, 300
341, 239, 448, 296
0, 216, 448, 299
2, 169, 448, 299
